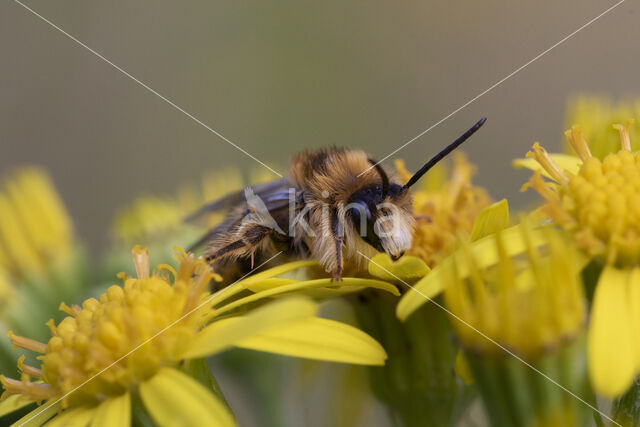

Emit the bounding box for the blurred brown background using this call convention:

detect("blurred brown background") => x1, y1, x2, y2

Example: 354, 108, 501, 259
1, 0, 638, 254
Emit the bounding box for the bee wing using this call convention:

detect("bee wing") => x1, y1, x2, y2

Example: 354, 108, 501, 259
186, 179, 304, 252
257, 188, 305, 227
184, 178, 291, 224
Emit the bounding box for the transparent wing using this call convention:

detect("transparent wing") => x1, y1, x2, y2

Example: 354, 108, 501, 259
184, 178, 292, 224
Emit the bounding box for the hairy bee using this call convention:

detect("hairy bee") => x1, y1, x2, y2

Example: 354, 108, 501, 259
188, 118, 486, 282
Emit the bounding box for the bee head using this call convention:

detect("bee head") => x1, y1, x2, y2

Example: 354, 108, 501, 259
347, 164, 413, 259
348, 117, 487, 259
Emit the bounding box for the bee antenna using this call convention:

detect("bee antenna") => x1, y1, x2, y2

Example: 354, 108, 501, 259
401, 117, 487, 191
368, 158, 389, 199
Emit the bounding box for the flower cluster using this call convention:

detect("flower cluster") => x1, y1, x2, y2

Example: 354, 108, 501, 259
0, 248, 389, 425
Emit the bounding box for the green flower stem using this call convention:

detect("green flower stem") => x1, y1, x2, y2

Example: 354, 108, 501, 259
351, 292, 468, 427
466, 354, 515, 426
217, 349, 286, 427
131, 393, 155, 427
466, 332, 592, 427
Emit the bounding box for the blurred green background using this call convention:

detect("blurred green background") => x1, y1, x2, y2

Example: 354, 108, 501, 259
1, 0, 637, 254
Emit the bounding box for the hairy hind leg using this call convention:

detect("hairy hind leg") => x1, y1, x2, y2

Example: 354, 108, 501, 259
205, 225, 273, 268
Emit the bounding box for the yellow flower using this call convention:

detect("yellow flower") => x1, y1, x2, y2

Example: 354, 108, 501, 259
396, 154, 492, 267
0, 168, 86, 376
0, 247, 389, 425
0, 168, 75, 279
520, 125, 640, 265
398, 220, 592, 426
396, 199, 512, 320
443, 225, 589, 426
564, 95, 640, 158
444, 225, 585, 358
517, 123, 640, 397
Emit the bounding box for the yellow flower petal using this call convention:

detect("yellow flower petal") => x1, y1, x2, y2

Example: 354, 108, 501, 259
89, 392, 130, 427
291, 286, 373, 298
181, 297, 318, 359
470, 199, 509, 242
0, 394, 33, 418
238, 260, 318, 285
246, 276, 400, 298
628, 268, 640, 370
12, 399, 60, 426
47, 406, 96, 427
209, 261, 319, 307
587, 266, 636, 397
244, 278, 299, 293
233, 317, 387, 366
512, 154, 581, 179
214, 278, 399, 317
140, 368, 234, 427
367, 253, 430, 283
397, 225, 547, 321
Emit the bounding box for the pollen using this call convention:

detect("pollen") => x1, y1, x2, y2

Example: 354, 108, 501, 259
0, 246, 216, 407
525, 123, 640, 266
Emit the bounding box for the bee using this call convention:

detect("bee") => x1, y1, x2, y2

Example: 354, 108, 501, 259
188, 118, 486, 282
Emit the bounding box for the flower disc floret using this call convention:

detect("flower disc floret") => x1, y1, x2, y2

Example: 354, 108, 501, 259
2, 246, 215, 407
525, 124, 640, 265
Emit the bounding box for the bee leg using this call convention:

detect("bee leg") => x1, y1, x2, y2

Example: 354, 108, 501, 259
331, 247, 343, 282
206, 225, 273, 264
330, 212, 344, 282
